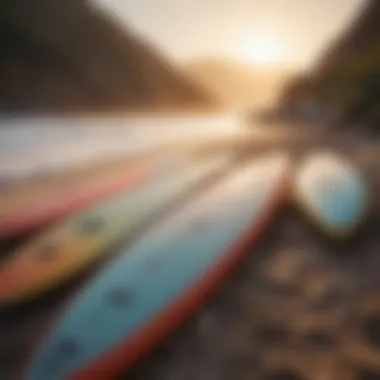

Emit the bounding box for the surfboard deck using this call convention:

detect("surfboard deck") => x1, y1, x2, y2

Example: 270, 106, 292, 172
0, 155, 144, 212
294, 151, 369, 238
0, 156, 229, 307
0, 158, 155, 241
24, 153, 290, 380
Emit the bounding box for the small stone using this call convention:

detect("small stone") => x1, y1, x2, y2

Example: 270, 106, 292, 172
262, 370, 304, 380
356, 369, 380, 380
303, 330, 335, 348
362, 314, 380, 349
253, 325, 289, 345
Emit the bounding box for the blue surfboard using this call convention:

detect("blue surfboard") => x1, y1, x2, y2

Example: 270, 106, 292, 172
0, 154, 230, 307
24, 153, 290, 380
294, 151, 369, 237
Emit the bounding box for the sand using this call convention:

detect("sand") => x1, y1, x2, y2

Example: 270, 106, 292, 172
0, 128, 379, 380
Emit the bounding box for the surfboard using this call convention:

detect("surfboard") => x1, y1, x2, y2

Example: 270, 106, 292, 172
0, 155, 142, 212
0, 156, 229, 307
0, 150, 195, 241
294, 151, 369, 237
0, 158, 155, 241
24, 153, 290, 380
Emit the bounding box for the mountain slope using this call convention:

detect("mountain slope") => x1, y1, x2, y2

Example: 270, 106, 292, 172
278, 0, 380, 128
0, 0, 217, 114
317, 0, 380, 73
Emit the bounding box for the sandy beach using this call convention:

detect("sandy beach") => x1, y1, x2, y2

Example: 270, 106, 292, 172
0, 127, 379, 380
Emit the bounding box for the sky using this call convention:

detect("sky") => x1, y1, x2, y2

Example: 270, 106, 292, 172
92, 0, 366, 70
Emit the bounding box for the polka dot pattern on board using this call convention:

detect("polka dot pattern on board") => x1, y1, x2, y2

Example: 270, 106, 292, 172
77, 216, 105, 235
106, 288, 133, 308
37, 244, 59, 262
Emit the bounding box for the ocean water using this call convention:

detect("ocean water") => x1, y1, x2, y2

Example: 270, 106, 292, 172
0, 115, 244, 180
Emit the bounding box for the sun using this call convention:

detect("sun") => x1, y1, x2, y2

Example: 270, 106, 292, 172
241, 38, 283, 66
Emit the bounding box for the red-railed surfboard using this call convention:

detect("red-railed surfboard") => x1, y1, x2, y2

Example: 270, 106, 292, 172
24, 152, 291, 380
0, 155, 229, 307
0, 159, 154, 241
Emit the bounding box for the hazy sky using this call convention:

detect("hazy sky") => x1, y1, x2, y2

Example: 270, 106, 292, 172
93, 0, 365, 69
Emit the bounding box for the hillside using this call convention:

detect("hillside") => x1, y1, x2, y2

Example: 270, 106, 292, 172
187, 58, 291, 110
317, 0, 380, 74
278, 0, 380, 129
0, 0, 217, 114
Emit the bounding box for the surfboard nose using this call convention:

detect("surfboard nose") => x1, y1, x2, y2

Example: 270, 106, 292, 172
294, 151, 369, 237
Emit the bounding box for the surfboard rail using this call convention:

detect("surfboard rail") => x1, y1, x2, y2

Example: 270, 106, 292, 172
22, 153, 291, 380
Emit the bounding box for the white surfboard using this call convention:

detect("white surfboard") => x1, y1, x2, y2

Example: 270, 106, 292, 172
294, 151, 369, 237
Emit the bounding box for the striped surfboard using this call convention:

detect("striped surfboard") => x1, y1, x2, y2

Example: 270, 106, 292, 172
0, 155, 229, 306
24, 153, 290, 380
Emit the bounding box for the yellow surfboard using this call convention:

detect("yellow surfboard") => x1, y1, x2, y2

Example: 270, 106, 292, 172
0, 157, 154, 240
0, 155, 228, 306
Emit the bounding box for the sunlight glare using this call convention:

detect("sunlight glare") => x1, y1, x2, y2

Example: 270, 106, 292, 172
241, 37, 283, 66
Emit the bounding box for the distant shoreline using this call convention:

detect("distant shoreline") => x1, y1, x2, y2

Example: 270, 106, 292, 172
0, 106, 231, 123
